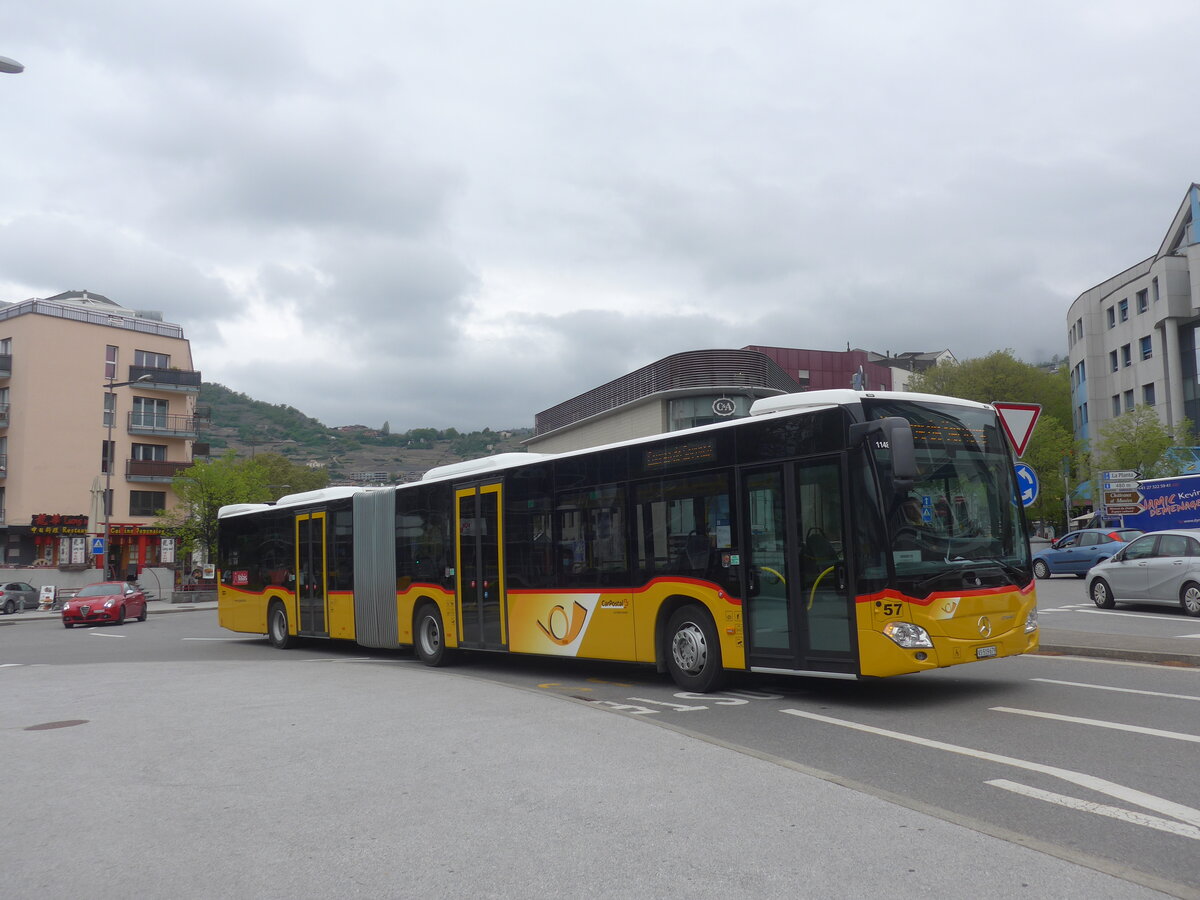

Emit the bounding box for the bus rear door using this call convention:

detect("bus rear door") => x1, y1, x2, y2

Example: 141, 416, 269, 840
741, 458, 856, 674
455, 482, 507, 650
295, 511, 329, 638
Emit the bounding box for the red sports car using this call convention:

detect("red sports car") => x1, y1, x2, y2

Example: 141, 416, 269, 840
62, 581, 148, 628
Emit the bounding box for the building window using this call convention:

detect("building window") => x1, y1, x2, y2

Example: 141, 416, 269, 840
1106, 307, 1116, 328
1137, 289, 1149, 313
131, 443, 167, 461
131, 397, 169, 428
1076, 318, 1083, 339
1144, 384, 1156, 406
134, 350, 170, 369
1140, 335, 1153, 360
1109, 350, 1119, 373
1082, 402, 1088, 423
129, 491, 166, 517
796, 369, 810, 388
1122, 344, 1132, 367
1153, 277, 1160, 302
101, 440, 115, 475
1078, 360, 1085, 382
1118, 299, 1129, 322
1124, 390, 1134, 412
1112, 395, 1121, 416
103, 392, 115, 428
105, 345, 117, 379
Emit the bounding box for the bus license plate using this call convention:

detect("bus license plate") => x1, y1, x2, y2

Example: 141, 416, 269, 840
976, 646, 997, 659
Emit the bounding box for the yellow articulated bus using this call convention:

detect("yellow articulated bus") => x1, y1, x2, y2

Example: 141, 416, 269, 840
217, 389, 1038, 691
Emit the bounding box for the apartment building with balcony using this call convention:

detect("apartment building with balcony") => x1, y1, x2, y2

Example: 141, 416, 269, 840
1067, 184, 1200, 446
0, 290, 204, 575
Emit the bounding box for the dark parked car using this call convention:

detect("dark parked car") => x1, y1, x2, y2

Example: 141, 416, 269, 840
1032, 528, 1143, 579
0, 581, 38, 614
61, 581, 148, 628
1087, 529, 1200, 616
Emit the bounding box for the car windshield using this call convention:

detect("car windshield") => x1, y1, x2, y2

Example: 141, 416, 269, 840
864, 399, 1031, 596
76, 583, 121, 597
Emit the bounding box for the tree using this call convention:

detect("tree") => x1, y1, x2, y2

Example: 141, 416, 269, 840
1021, 415, 1076, 528
246, 452, 329, 500
159, 452, 270, 563
1093, 406, 1194, 479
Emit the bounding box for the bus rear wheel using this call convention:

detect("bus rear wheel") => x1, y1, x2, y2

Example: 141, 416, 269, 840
267, 602, 293, 649
665, 605, 725, 693
414, 603, 449, 667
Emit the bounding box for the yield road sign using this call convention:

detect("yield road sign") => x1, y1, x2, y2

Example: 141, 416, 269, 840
1014, 462, 1038, 507
994, 402, 1041, 457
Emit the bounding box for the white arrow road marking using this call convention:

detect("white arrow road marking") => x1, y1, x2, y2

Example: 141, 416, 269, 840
781, 708, 1200, 827
1031, 678, 1200, 702
991, 706, 1200, 743
987, 779, 1200, 841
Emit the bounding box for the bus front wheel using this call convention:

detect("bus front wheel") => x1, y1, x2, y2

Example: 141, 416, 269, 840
665, 605, 725, 693
414, 604, 449, 667
267, 602, 293, 649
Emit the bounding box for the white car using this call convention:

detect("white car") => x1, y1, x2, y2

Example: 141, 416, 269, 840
1087, 529, 1200, 616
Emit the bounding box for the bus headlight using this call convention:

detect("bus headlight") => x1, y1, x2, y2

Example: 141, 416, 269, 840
882, 622, 934, 649
1025, 608, 1038, 633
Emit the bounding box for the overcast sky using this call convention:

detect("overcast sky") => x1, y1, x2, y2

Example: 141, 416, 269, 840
2, 2, 1197, 431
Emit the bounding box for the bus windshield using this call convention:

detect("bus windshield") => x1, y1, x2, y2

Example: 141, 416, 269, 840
863, 398, 1031, 595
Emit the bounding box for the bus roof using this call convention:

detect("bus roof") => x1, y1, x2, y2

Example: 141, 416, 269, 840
750, 389, 993, 417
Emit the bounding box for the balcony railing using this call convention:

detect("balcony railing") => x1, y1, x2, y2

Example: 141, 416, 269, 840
126, 459, 193, 482
126, 412, 202, 439
0, 402, 8, 428
128, 365, 202, 392
0, 453, 7, 478
0, 354, 10, 378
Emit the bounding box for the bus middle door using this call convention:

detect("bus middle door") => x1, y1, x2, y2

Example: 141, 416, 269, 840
295, 511, 329, 637
455, 482, 507, 650
742, 458, 854, 674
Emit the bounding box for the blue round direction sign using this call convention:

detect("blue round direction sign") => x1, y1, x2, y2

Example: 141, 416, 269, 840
1014, 462, 1038, 507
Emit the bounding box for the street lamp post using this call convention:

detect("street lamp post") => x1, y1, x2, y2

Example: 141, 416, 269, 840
100, 373, 152, 580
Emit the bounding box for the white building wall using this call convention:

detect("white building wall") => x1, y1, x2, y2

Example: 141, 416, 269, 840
526, 399, 666, 453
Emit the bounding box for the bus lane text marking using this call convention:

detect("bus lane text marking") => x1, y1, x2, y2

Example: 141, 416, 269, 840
780, 708, 1200, 829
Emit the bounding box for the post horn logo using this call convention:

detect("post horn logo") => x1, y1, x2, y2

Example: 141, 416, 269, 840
537, 601, 588, 646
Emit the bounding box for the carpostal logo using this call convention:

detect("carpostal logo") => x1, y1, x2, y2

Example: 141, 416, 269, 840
537, 601, 588, 646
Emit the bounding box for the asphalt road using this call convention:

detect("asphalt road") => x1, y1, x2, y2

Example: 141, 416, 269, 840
2, 603, 1198, 898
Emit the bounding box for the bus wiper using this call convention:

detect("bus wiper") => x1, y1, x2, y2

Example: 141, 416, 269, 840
974, 557, 1028, 585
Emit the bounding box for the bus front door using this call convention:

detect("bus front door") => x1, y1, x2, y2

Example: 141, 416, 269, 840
742, 458, 855, 674
296, 511, 328, 637
455, 482, 507, 650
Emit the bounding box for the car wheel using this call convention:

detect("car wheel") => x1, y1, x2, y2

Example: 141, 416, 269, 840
1180, 582, 1200, 617
1033, 559, 1050, 579
115, 606, 126, 625
267, 601, 293, 649
664, 605, 726, 693
2, 599, 13, 615
137, 603, 148, 622
63, 620, 73, 629
1090, 578, 1116, 610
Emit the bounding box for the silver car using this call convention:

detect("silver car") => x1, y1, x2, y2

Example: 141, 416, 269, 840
0, 581, 38, 614
1087, 529, 1200, 616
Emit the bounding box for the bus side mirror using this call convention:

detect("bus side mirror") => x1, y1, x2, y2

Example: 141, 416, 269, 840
849, 417, 916, 493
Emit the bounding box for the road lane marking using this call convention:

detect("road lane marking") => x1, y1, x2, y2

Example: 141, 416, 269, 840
780, 708, 1200, 827
1070, 608, 1190, 621
991, 706, 1200, 743
987, 779, 1200, 841
181, 637, 262, 641
88, 631, 126, 637
1031, 677, 1200, 702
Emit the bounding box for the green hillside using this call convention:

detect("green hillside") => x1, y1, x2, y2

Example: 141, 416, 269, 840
198, 382, 534, 482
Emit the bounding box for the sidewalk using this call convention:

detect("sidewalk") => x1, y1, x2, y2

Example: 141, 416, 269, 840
4, 599, 1198, 668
